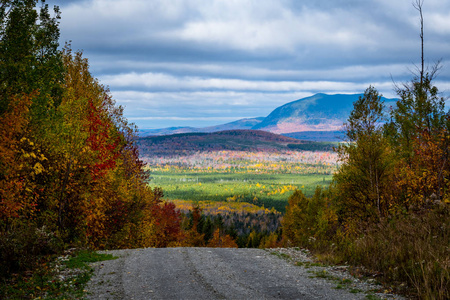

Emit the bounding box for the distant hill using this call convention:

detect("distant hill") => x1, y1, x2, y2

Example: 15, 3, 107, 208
138, 127, 201, 137
138, 117, 264, 137
137, 130, 308, 156
138, 93, 397, 139
202, 117, 265, 132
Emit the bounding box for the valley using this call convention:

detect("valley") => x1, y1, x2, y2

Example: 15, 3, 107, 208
141, 138, 339, 247
144, 149, 337, 213
137, 93, 348, 226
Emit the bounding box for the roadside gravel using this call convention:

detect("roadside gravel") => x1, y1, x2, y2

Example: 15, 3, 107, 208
86, 247, 405, 300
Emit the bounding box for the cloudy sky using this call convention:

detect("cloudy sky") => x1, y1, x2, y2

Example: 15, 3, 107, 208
50, 0, 450, 129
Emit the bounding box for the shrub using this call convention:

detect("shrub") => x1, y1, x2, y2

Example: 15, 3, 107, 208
0, 223, 63, 279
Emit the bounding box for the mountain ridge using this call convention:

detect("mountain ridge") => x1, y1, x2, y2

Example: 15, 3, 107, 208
252, 93, 363, 133
138, 117, 265, 137
138, 93, 397, 137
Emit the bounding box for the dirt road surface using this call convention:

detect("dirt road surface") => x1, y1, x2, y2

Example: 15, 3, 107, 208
86, 247, 397, 300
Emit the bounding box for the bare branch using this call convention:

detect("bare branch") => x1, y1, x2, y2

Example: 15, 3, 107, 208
390, 73, 401, 93
413, 0, 424, 84
429, 59, 442, 81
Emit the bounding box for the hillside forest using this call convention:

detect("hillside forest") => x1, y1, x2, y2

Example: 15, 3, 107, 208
0, 1, 449, 299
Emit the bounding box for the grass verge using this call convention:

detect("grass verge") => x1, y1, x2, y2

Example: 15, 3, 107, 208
0, 249, 116, 299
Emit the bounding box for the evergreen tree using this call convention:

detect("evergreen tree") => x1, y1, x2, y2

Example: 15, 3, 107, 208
334, 87, 394, 220
0, 0, 63, 117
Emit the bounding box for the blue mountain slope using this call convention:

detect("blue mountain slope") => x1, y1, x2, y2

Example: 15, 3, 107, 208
253, 93, 396, 133
138, 93, 397, 137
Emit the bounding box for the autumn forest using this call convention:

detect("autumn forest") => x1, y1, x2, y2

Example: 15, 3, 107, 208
1, 0, 185, 284
1, 1, 449, 299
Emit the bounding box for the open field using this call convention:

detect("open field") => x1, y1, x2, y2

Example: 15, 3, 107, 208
145, 150, 338, 212
149, 171, 332, 212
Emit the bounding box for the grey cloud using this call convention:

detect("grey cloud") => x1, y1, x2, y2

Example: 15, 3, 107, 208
47, 0, 449, 129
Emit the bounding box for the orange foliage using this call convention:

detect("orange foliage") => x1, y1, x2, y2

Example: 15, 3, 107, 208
411, 130, 449, 203
207, 229, 238, 248
0, 93, 39, 222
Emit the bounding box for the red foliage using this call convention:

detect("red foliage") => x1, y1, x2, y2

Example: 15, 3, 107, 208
86, 99, 121, 180
150, 200, 182, 247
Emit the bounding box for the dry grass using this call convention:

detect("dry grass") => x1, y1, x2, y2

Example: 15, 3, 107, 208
339, 205, 449, 299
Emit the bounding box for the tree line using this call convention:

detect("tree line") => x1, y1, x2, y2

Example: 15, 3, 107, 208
282, 2, 449, 298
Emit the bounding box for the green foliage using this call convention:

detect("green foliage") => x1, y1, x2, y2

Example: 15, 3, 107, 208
387, 71, 448, 163
147, 149, 334, 248
0, 223, 63, 278
0, 0, 64, 119
270, 251, 291, 260
334, 86, 395, 221
282, 187, 338, 249
179, 204, 279, 248
365, 295, 382, 300
345, 86, 385, 141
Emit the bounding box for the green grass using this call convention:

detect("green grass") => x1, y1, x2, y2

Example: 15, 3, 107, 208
0, 249, 116, 300
149, 171, 332, 212
63, 249, 116, 269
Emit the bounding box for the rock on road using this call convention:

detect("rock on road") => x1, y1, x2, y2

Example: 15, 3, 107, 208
86, 247, 386, 300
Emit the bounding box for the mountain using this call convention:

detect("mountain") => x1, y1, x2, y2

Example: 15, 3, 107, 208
253, 93, 396, 133
254, 93, 353, 133
139, 93, 397, 138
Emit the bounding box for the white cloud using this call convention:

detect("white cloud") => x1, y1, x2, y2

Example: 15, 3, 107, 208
51, 0, 450, 129
102, 71, 397, 93
428, 12, 450, 35
173, 2, 382, 53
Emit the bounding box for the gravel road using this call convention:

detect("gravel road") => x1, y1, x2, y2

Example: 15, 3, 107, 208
86, 247, 403, 300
